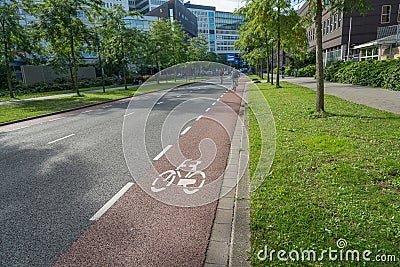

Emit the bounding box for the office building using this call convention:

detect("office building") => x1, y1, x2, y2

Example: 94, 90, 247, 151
146, 0, 198, 36
184, 3, 217, 52
134, 0, 183, 14
103, 0, 130, 10
215, 11, 243, 54
185, 3, 244, 57
299, 0, 400, 65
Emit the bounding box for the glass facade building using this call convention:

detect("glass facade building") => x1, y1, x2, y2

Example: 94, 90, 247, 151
134, 0, 184, 14
185, 4, 244, 55
215, 11, 243, 54
184, 3, 216, 52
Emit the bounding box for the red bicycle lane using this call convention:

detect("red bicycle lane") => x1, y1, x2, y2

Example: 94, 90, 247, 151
53, 81, 246, 266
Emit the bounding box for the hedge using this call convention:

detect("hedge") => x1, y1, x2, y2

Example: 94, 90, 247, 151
284, 65, 317, 77
325, 58, 400, 90
297, 65, 316, 77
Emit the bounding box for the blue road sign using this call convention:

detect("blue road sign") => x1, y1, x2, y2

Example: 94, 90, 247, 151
234, 59, 239, 65
226, 54, 235, 62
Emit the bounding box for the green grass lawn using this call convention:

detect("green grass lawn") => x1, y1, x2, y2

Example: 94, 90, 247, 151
0, 79, 208, 123
249, 82, 400, 266
0, 87, 138, 123
0, 84, 132, 102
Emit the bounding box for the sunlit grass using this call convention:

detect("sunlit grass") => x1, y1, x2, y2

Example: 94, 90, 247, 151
249, 81, 400, 266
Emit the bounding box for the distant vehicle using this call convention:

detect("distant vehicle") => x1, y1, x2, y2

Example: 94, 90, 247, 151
239, 68, 249, 73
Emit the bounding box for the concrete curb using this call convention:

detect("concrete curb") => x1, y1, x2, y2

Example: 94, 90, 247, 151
0, 82, 198, 127
204, 86, 250, 267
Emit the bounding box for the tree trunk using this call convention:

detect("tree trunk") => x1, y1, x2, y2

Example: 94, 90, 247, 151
98, 51, 105, 93
276, 5, 281, 88
70, 35, 80, 96
121, 37, 128, 90
266, 56, 270, 83
315, 0, 325, 112
5, 45, 14, 99
261, 59, 264, 79
2, 20, 14, 98
271, 44, 274, 85
122, 59, 127, 90
69, 63, 74, 84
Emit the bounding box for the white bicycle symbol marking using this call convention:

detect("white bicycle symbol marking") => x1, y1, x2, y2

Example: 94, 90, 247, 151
151, 159, 206, 195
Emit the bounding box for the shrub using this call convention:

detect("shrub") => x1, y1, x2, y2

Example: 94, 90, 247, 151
325, 58, 400, 90
324, 61, 348, 82
380, 59, 400, 90
297, 65, 316, 77
285, 66, 295, 76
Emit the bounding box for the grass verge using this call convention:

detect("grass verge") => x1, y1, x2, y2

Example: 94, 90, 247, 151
0, 85, 130, 102
249, 81, 400, 266
0, 87, 138, 123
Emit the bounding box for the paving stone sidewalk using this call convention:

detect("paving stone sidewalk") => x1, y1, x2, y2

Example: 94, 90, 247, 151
285, 77, 400, 114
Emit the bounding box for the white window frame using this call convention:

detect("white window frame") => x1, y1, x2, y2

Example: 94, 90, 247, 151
398, 4, 400, 22
381, 5, 391, 24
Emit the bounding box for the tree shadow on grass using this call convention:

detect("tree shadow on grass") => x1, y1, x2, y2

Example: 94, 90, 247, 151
308, 111, 400, 120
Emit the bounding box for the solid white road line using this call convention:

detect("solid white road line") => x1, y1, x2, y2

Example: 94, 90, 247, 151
124, 111, 135, 117
89, 182, 134, 221
180, 126, 191, 136
205, 108, 211, 112
103, 105, 112, 108
196, 115, 203, 121
153, 145, 172, 161
81, 110, 93, 114
48, 134, 75, 145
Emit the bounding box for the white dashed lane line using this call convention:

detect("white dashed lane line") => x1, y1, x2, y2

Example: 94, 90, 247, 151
124, 112, 135, 117
89, 182, 134, 221
103, 105, 113, 109
205, 108, 210, 112
153, 145, 172, 161
212, 102, 216, 106
81, 110, 93, 114
196, 115, 203, 121
48, 134, 75, 145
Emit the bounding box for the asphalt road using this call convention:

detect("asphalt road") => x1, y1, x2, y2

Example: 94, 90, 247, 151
0, 81, 231, 266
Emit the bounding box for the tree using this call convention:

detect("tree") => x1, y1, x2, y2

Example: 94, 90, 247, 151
236, 0, 305, 86
170, 21, 187, 65
240, 0, 368, 111
92, 5, 141, 89
294, 0, 369, 112
148, 19, 187, 71
32, 0, 103, 96
188, 36, 208, 61
0, 0, 31, 98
